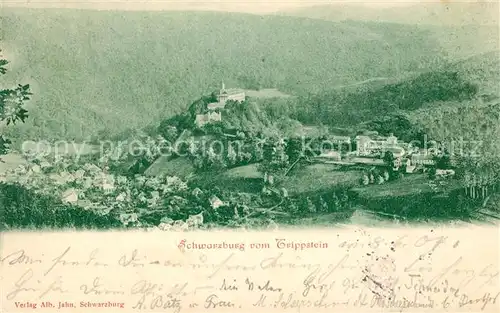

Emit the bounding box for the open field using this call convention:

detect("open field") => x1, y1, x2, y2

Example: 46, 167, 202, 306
225, 163, 261, 179
144, 155, 196, 178
194, 163, 262, 193
280, 164, 362, 195
196, 162, 363, 195
203, 162, 363, 195
195, 164, 378, 195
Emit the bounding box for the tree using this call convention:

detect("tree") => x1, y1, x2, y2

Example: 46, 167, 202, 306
1, 51, 32, 157
361, 174, 369, 186
318, 196, 328, 213
285, 137, 303, 163
251, 138, 265, 162
365, 113, 425, 143
226, 146, 237, 166
414, 102, 500, 198
383, 151, 398, 180
203, 122, 225, 136
206, 145, 227, 170
428, 166, 437, 180
383, 151, 395, 168
159, 124, 178, 142
158, 112, 192, 134
257, 137, 289, 181
436, 148, 452, 170
331, 193, 340, 211
236, 131, 246, 140
377, 175, 385, 184
305, 197, 316, 214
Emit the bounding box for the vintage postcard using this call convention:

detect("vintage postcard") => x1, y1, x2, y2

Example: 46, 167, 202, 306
0, 0, 499, 312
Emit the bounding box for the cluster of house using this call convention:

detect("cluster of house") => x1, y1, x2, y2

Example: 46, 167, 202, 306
315, 133, 438, 173
355, 134, 440, 172
195, 83, 246, 127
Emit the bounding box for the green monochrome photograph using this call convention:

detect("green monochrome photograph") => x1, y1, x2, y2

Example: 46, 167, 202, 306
0, 0, 499, 230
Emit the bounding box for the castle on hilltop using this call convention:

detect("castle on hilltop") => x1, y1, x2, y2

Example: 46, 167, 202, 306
195, 111, 222, 127
196, 82, 245, 127
207, 82, 246, 110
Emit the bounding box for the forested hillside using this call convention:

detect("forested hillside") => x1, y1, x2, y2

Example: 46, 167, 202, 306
280, 3, 499, 58
157, 50, 499, 147
409, 51, 500, 156
271, 51, 499, 140
2, 8, 449, 142
280, 2, 499, 27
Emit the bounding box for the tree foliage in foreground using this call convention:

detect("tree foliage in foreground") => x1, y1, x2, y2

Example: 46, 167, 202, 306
0, 51, 32, 156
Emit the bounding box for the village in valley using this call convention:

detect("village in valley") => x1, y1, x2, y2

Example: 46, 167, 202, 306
1, 4, 499, 230
1, 74, 498, 231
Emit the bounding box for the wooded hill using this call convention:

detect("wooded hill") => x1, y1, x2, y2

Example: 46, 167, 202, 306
277, 51, 499, 141
2, 8, 454, 142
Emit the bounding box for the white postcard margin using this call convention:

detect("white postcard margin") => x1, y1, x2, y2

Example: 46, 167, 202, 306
1, 226, 499, 312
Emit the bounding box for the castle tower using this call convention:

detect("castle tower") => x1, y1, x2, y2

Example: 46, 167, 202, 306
218, 80, 228, 103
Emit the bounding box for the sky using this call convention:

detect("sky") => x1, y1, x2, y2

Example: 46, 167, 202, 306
2, 0, 497, 13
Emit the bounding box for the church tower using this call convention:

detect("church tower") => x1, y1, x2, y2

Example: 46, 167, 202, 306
218, 80, 228, 103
